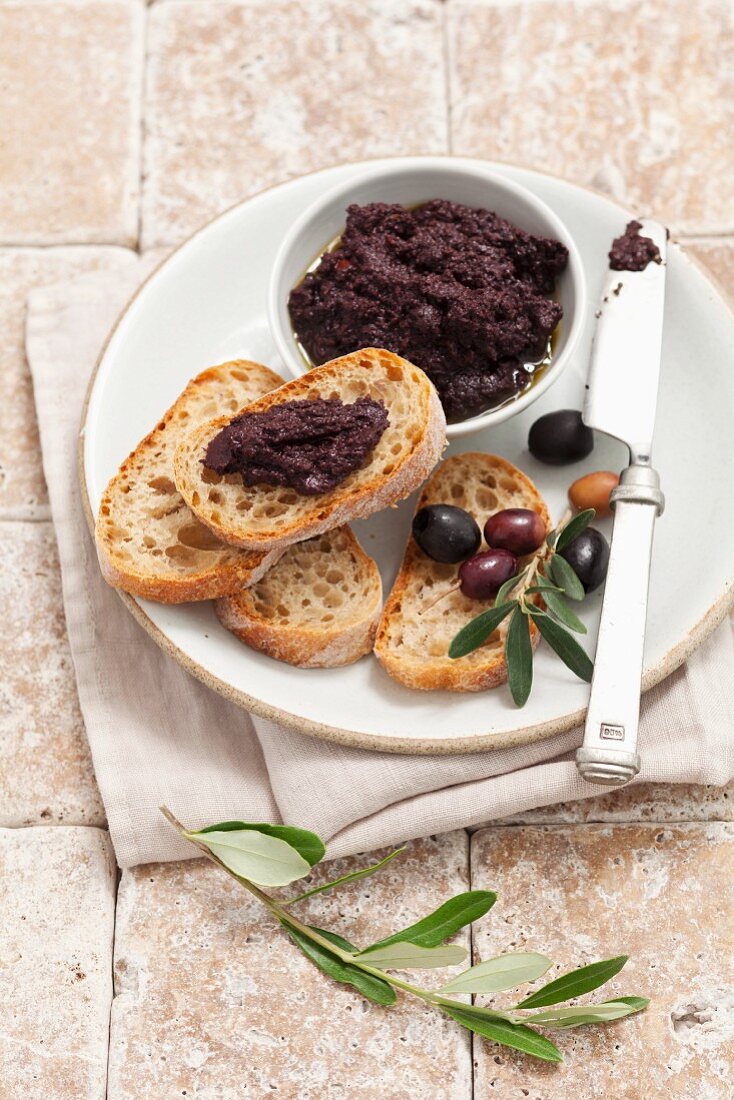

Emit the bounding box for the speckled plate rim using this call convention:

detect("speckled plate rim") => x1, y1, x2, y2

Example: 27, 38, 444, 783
79, 156, 734, 755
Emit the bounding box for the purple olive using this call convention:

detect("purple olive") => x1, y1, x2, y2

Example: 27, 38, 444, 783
484, 508, 546, 556
459, 549, 518, 600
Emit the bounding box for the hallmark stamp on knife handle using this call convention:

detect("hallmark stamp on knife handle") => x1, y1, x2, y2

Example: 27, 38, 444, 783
599, 724, 625, 742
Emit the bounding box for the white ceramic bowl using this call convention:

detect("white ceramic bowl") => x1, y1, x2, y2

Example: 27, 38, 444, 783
267, 158, 587, 438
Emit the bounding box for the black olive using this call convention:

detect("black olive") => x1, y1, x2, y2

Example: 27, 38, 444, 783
412, 504, 481, 564
560, 527, 610, 592
528, 409, 595, 466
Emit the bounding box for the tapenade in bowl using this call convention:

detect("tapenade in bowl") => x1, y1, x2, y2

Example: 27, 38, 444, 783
268, 159, 586, 438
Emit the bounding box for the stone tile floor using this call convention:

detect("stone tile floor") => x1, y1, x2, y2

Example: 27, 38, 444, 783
1, 1, 733, 1096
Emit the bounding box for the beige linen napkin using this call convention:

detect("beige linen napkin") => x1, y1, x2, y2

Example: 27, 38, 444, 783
26, 258, 734, 868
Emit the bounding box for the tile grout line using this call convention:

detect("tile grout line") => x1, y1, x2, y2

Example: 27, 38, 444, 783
0, 511, 52, 524
0, 240, 142, 250
466, 826, 476, 1099
104, 863, 123, 1100
1, 821, 108, 830
676, 230, 734, 240
1, 809, 731, 833
134, 0, 152, 254
0, 231, 731, 254
469, 814, 733, 832
442, 0, 454, 155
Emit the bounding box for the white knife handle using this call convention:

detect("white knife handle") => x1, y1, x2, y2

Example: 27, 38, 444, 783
576, 465, 664, 786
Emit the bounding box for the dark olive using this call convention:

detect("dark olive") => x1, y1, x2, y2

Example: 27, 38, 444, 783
560, 527, 610, 592
412, 504, 481, 564
484, 508, 546, 556
528, 409, 595, 465
459, 549, 518, 600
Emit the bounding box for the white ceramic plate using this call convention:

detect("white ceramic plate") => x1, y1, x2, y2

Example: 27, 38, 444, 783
82, 157, 734, 754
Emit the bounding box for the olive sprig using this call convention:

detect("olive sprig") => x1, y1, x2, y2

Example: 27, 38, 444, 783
449, 509, 597, 706
162, 807, 648, 1065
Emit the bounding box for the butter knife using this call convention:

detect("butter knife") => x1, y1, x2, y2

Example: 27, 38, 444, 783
576, 220, 667, 786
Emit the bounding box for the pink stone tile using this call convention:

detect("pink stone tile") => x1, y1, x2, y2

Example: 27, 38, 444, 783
491, 779, 733, 825
142, 0, 447, 246
109, 833, 473, 1098
0, 2, 144, 245
0, 826, 116, 1098
449, 0, 734, 234
470, 823, 734, 1098
685, 240, 734, 296
0, 247, 134, 518
0, 522, 104, 826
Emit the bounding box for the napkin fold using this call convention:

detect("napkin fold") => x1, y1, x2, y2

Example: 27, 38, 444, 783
26, 257, 734, 868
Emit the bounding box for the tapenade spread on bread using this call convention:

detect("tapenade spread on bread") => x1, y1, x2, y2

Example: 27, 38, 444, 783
204, 396, 389, 495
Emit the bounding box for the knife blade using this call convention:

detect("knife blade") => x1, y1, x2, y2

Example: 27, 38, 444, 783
576, 219, 668, 786
583, 219, 668, 461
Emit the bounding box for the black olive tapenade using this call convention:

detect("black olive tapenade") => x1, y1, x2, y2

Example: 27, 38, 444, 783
288, 200, 568, 422
204, 396, 389, 496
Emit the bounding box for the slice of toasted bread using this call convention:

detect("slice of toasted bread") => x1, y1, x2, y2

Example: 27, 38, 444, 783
216, 526, 382, 668
374, 454, 551, 692
173, 348, 446, 552
95, 360, 286, 603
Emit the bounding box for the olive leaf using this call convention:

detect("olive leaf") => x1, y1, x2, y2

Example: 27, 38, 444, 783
285, 847, 406, 905
188, 827, 314, 886
541, 589, 587, 634
506, 606, 533, 707
449, 601, 516, 659
529, 612, 594, 683
195, 821, 325, 867
515, 956, 629, 1009
524, 997, 649, 1028
441, 1005, 563, 1064
604, 995, 649, 1013
310, 926, 361, 952
282, 924, 396, 1005
549, 553, 585, 601
555, 508, 596, 552
440, 952, 552, 995
437, 1000, 518, 1024
355, 941, 468, 969
362, 891, 497, 951
527, 574, 563, 594
495, 569, 527, 606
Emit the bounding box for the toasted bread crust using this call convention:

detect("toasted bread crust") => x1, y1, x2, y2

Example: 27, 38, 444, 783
374, 454, 551, 692
216, 527, 382, 668
173, 349, 447, 552
95, 360, 285, 603
95, 539, 282, 604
